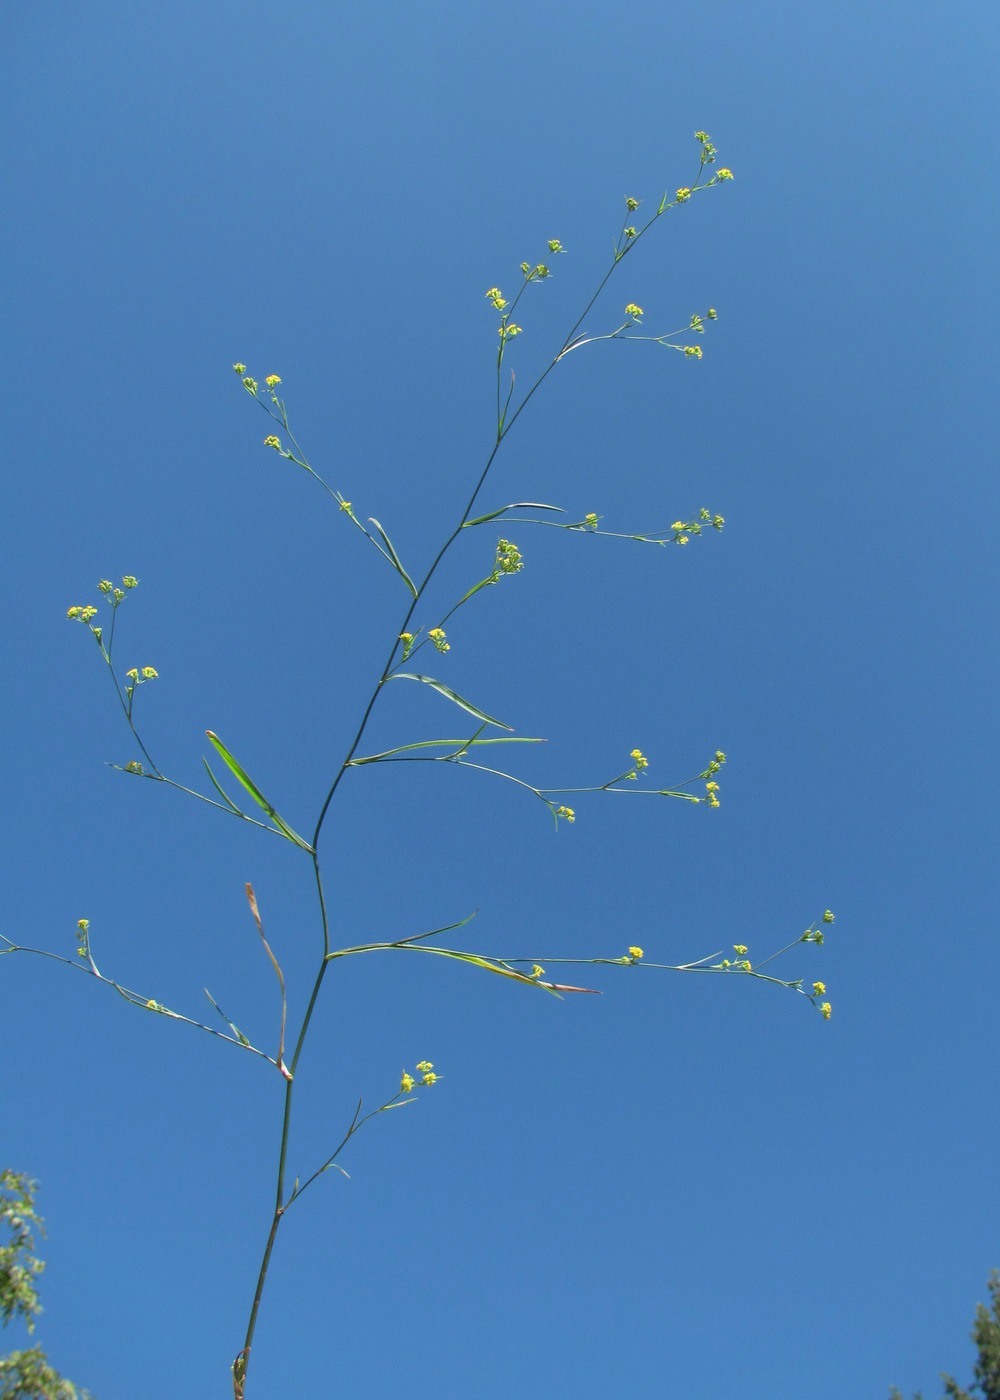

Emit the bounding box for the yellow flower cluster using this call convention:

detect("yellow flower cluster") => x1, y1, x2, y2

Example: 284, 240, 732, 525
401, 1061, 440, 1093
555, 806, 575, 823
428, 628, 450, 653
494, 539, 523, 576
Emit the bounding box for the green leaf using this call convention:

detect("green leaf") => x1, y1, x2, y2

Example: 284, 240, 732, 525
386, 675, 513, 730
202, 757, 245, 815
406, 946, 600, 998
464, 502, 565, 528
455, 574, 497, 606
368, 517, 418, 597
205, 732, 314, 851
349, 736, 543, 765
203, 988, 251, 1046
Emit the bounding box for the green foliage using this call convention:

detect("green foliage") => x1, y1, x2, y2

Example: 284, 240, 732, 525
0, 1174, 44, 1334
0, 1348, 89, 1400
0, 1175, 90, 1400
891, 1272, 1000, 1400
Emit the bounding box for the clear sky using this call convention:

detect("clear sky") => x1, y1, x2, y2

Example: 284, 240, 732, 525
4, 3, 998, 1398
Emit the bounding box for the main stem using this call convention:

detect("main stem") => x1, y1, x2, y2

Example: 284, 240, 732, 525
232, 197, 687, 1393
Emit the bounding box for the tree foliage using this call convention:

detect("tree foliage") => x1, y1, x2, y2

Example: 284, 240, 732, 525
892, 1272, 1000, 1400
0, 1174, 90, 1400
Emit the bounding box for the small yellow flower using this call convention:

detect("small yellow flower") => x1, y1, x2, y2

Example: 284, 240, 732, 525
624, 303, 643, 318
623, 226, 637, 239
547, 239, 563, 252
715, 750, 726, 763
263, 435, 282, 450
421, 1071, 439, 1086
628, 946, 644, 960
500, 323, 522, 339
671, 521, 685, 531
66, 606, 83, 619
529, 965, 545, 980
124, 760, 144, 775
339, 500, 352, 512
684, 345, 703, 359
676, 187, 692, 202
77, 919, 89, 932
485, 287, 507, 309
232, 363, 246, 374
630, 749, 648, 768
98, 579, 113, 594
584, 512, 599, 529
494, 539, 523, 575
717, 168, 734, 180
125, 668, 139, 681
400, 1072, 416, 1093
625, 197, 640, 211
813, 981, 826, 996
555, 805, 575, 823
823, 910, 835, 923
399, 632, 414, 645
415, 1061, 433, 1073
428, 627, 450, 653
820, 1002, 832, 1020
705, 781, 719, 792
734, 944, 748, 956
146, 999, 160, 1011
122, 576, 139, 589
707, 308, 718, 319
265, 375, 281, 388
141, 666, 158, 679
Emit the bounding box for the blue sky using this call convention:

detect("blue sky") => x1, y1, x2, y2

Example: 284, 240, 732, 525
4, 3, 999, 1397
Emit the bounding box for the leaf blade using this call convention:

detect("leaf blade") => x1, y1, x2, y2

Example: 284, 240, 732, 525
464, 502, 565, 528
368, 518, 418, 598
386, 675, 513, 730
205, 732, 314, 851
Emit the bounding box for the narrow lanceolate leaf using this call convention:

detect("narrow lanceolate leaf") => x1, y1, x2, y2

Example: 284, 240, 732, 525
386, 674, 513, 730
202, 757, 245, 815
408, 945, 600, 998
203, 988, 251, 1046
349, 736, 543, 765
463, 502, 565, 528
205, 732, 314, 851
368, 518, 418, 597
456, 574, 497, 607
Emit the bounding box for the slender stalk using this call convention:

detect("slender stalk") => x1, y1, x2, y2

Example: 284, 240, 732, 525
236, 156, 726, 1395
234, 1078, 295, 1398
